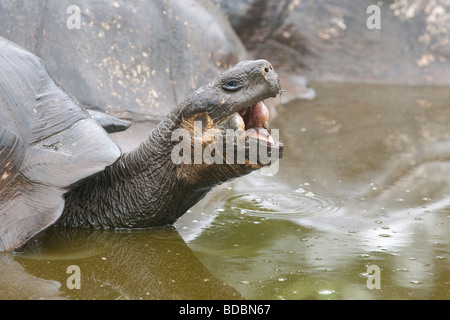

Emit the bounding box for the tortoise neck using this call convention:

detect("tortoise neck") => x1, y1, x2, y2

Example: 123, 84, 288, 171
58, 113, 213, 228
121, 116, 179, 176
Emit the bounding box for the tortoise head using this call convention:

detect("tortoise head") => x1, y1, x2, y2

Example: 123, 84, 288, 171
171, 59, 283, 185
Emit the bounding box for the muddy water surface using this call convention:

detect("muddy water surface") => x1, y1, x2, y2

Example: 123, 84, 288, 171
1, 82, 449, 299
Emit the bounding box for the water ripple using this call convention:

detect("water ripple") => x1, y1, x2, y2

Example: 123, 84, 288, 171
223, 187, 344, 220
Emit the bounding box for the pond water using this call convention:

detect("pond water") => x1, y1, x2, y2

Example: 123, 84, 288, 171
1, 82, 449, 299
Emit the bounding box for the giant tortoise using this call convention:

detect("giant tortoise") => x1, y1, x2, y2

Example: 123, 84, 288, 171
0, 0, 249, 152
0, 37, 282, 251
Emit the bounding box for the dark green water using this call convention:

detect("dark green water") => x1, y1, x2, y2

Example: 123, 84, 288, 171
1, 82, 449, 299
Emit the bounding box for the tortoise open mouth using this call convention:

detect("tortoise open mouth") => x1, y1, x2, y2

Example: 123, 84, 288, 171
216, 98, 284, 161
237, 101, 274, 144
222, 100, 280, 145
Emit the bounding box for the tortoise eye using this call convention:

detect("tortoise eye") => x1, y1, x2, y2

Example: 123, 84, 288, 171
222, 80, 243, 92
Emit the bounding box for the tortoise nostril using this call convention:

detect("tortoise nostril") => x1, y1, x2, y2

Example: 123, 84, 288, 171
264, 67, 269, 73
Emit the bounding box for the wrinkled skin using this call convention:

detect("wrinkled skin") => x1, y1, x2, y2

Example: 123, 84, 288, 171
58, 60, 282, 228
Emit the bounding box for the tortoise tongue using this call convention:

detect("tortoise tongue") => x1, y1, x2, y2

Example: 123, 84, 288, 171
231, 101, 271, 136
247, 101, 270, 128
243, 101, 274, 144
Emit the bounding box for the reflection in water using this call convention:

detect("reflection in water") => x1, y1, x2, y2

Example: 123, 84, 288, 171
1, 83, 449, 299
1, 228, 242, 299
